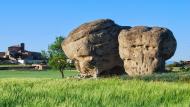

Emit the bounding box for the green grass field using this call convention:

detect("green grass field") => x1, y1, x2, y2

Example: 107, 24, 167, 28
0, 70, 79, 78
0, 70, 190, 107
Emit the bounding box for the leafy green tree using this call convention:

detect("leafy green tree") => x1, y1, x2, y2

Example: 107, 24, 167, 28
48, 36, 65, 57
47, 36, 75, 78
41, 50, 49, 64
41, 50, 49, 59
48, 56, 66, 78
48, 36, 67, 78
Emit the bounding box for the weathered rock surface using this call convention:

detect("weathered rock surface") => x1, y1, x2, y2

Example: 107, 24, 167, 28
62, 19, 128, 77
62, 19, 177, 77
118, 26, 177, 76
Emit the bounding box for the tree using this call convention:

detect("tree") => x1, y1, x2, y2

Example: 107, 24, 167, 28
48, 56, 66, 78
47, 36, 75, 78
41, 50, 49, 60
48, 36, 67, 78
41, 50, 49, 64
48, 36, 65, 57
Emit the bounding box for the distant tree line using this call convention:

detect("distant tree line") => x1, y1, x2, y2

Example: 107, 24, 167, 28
167, 61, 189, 67
166, 60, 190, 72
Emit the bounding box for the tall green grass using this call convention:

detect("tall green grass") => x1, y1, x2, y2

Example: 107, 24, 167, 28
0, 78, 190, 107
0, 70, 79, 78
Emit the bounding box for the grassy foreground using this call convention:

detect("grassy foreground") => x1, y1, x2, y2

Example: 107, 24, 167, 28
0, 78, 190, 107
0, 70, 190, 107
0, 70, 79, 78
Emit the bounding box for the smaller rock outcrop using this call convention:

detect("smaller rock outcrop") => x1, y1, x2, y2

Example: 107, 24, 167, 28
118, 26, 177, 76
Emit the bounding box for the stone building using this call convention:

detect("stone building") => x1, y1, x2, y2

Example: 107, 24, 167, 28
0, 43, 43, 64
0, 52, 6, 59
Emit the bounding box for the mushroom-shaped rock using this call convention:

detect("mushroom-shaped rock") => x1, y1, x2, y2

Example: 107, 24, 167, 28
62, 19, 128, 77
118, 26, 177, 76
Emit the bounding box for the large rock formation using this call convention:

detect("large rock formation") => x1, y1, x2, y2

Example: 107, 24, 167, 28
62, 19, 177, 77
118, 26, 177, 76
62, 19, 128, 77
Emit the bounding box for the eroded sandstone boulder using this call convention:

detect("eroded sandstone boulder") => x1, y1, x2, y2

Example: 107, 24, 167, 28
118, 26, 177, 76
62, 19, 128, 77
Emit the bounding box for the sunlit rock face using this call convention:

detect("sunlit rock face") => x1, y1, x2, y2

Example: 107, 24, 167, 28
118, 26, 177, 76
62, 19, 128, 77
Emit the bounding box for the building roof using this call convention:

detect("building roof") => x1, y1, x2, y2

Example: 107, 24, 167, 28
8, 45, 21, 48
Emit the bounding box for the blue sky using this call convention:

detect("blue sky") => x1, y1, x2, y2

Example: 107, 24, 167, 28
0, 0, 189, 61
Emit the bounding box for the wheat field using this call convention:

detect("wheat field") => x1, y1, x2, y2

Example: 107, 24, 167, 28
0, 77, 190, 107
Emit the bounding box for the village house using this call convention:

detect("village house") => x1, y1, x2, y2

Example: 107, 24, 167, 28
0, 43, 43, 64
